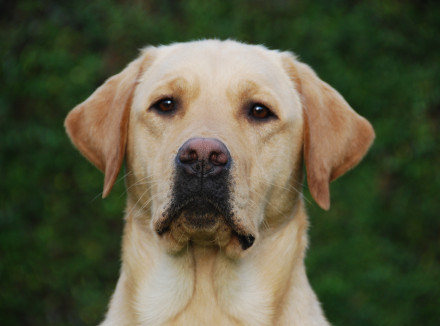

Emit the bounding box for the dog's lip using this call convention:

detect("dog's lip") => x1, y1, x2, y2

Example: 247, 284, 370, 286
232, 231, 255, 250
155, 197, 224, 235
155, 200, 255, 250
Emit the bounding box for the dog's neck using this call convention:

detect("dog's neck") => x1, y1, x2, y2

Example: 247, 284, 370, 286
102, 199, 328, 326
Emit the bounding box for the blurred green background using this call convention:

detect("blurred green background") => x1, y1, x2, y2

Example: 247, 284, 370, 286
1, 0, 439, 325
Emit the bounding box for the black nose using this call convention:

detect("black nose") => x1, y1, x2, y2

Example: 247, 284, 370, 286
176, 138, 231, 176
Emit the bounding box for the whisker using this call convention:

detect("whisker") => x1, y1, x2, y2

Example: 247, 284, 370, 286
126, 184, 155, 218
132, 191, 167, 220
245, 197, 270, 231
91, 191, 103, 203
245, 175, 312, 205
122, 178, 162, 198
115, 170, 134, 185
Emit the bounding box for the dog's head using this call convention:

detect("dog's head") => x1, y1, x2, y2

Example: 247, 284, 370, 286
65, 40, 374, 258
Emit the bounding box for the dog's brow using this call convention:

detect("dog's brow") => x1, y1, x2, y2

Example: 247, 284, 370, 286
150, 76, 200, 102
234, 80, 260, 98
229, 80, 280, 112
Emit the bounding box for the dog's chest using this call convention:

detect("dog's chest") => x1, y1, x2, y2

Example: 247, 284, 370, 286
134, 248, 273, 326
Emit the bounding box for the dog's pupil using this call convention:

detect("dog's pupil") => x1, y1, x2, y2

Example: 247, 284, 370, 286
160, 99, 173, 111
253, 105, 267, 118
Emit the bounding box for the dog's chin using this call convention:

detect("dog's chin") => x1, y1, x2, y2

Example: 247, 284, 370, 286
155, 204, 255, 259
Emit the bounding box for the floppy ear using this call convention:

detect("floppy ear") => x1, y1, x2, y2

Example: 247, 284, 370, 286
65, 53, 149, 198
283, 55, 375, 210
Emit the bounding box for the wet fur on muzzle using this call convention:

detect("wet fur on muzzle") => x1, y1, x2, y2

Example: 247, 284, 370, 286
156, 163, 255, 250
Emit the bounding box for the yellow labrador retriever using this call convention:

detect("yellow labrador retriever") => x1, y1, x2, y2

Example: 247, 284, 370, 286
65, 40, 374, 325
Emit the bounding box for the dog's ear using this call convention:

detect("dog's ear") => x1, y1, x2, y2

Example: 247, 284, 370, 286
65, 52, 151, 198
283, 55, 375, 210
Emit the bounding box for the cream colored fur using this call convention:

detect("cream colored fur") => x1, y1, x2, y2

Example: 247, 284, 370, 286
65, 40, 374, 325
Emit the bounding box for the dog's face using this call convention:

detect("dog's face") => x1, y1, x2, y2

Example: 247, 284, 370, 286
127, 42, 304, 256
65, 40, 374, 259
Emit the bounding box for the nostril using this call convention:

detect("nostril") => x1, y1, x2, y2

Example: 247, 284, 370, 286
190, 150, 198, 161
186, 150, 198, 163
210, 152, 228, 166
179, 149, 198, 164
210, 153, 218, 164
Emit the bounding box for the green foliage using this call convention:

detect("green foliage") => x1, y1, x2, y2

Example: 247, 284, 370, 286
1, 0, 439, 325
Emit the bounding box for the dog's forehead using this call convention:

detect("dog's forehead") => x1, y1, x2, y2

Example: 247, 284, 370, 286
141, 40, 291, 91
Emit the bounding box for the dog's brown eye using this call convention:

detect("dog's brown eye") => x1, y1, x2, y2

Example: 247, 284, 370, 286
250, 104, 272, 120
152, 98, 176, 114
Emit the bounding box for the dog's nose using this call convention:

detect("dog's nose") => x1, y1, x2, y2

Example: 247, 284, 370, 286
176, 138, 231, 176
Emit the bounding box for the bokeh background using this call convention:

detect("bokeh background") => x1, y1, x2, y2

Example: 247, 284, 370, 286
1, 0, 439, 325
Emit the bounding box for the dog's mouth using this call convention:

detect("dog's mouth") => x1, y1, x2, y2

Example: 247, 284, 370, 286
154, 138, 256, 257
155, 196, 255, 254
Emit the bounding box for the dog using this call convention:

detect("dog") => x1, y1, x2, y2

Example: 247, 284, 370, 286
65, 40, 374, 325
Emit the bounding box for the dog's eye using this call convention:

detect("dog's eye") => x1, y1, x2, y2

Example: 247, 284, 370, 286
249, 103, 273, 120
151, 98, 176, 114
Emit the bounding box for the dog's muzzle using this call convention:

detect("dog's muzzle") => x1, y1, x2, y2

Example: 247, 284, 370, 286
155, 137, 255, 252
